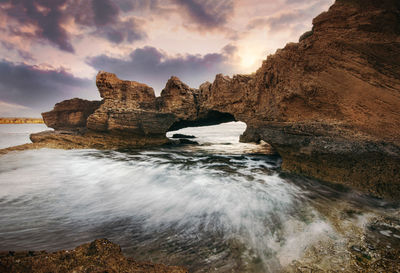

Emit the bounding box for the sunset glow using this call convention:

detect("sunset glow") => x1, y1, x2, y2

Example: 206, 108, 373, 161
0, 0, 334, 117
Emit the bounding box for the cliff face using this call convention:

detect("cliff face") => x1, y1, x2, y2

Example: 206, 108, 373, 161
234, 0, 400, 198
31, 0, 400, 199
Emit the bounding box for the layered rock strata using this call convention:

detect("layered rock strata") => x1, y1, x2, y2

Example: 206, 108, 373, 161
29, 0, 400, 199
42, 98, 101, 131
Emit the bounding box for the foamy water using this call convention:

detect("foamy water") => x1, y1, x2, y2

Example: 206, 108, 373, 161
0, 122, 389, 272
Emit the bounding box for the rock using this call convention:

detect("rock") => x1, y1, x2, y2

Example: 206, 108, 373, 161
157, 76, 199, 120
171, 134, 196, 139
0, 239, 187, 273
177, 139, 198, 145
87, 72, 176, 136
30, 0, 400, 199
236, 0, 400, 199
96, 71, 156, 109
42, 98, 101, 131
29, 130, 169, 150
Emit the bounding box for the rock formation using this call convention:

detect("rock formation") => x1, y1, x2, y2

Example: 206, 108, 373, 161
0, 239, 187, 273
42, 98, 101, 131
84, 72, 177, 146
29, 0, 400, 199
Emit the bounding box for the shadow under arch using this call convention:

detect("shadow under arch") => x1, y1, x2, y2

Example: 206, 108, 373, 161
167, 110, 236, 132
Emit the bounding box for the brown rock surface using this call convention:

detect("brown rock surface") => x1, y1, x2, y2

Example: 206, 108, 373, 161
157, 76, 199, 120
42, 98, 101, 131
235, 0, 400, 199
86, 72, 176, 138
0, 239, 187, 273
29, 0, 400, 198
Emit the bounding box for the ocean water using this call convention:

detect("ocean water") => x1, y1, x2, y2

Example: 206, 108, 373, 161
0, 122, 394, 272
0, 124, 49, 149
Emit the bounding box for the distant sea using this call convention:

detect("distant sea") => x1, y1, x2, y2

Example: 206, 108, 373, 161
0, 124, 49, 149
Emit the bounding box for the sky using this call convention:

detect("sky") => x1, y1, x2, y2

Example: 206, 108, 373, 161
0, 0, 334, 117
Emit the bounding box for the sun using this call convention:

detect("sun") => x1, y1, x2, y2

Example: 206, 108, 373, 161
239, 48, 260, 70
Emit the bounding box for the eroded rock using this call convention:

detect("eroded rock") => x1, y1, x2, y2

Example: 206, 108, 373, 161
0, 239, 187, 273
30, 0, 400, 199
42, 98, 101, 131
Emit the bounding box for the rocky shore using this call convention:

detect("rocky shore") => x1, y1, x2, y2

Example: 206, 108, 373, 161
0, 239, 187, 273
9, 0, 399, 199
1, 208, 399, 273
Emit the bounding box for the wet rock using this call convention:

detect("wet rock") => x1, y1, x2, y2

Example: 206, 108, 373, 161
178, 139, 198, 145
171, 134, 196, 139
29, 130, 170, 150
0, 239, 187, 273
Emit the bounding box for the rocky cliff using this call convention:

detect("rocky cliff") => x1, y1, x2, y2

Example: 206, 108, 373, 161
29, 0, 400, 199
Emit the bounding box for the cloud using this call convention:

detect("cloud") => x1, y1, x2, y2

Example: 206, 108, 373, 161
173, 0, 234, 30
0, 0, 74, 52
88, 0, 147, 43
0, 41, 36, 61
87, 45, 236, 92
0, 0, 237, 54
0, 0, 147, 53
246, 0, 333, 32
92, 0, 119, 26
246, 18, 269, 31
0, 60, 97, 115
93, 17, 147, 44
0, 100, 39, 117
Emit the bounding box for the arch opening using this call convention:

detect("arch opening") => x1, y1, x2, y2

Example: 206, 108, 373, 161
167, 110, 236, 132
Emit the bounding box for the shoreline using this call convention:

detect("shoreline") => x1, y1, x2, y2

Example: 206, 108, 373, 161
0, 118, 44, 124
0, 204, 398, 272
0, 141, 399, 272
0, 239, 188, 273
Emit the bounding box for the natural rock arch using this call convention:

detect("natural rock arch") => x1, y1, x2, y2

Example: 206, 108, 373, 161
167, 111, 236, 132
30, 0, 400, 199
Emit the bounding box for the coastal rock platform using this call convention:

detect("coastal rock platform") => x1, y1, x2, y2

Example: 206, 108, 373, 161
0, 239, 187, 273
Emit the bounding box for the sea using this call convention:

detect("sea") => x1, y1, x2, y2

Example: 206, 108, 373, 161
0, 122, 397, 272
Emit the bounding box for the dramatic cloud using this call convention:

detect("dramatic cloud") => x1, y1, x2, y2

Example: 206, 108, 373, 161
92, 0, 119, 26
87, 45, 237, 92
0, 0, 336, 116
89, 0, 147, 43
0, 0, 147, 52
246, 0, 333, 33
0, 41, 35, 61
173, 0, 234, 30
0, 60, 97, 115
0, 0, 74, 52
